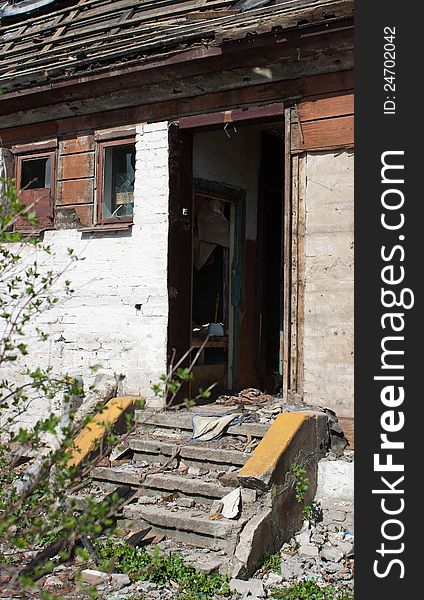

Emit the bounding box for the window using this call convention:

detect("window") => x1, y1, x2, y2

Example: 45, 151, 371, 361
14, 151, 55, 231
97, 140, 136, 223
21, 156, 52, 189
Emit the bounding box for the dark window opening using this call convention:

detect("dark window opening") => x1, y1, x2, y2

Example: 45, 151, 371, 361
101, 144, 135, 220
14, 150, 55, 231
21, 157, 51, 190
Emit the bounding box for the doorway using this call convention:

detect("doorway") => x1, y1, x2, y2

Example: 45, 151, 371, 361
167, 117, 285, 401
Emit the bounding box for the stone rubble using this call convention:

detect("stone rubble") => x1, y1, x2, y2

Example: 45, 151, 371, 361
0, 402, 353, 599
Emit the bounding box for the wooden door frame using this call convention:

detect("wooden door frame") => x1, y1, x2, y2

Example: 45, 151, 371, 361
169, 101, 300, 401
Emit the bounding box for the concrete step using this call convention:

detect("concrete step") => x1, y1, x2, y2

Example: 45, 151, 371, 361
89, 405, 330, 576
129, 438, 250, 469
135, 410, 267, 439
121, 504, 244, 551
91, 468, 231, 501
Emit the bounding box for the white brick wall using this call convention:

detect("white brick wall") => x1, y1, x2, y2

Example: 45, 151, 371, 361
0, 122, 170, 426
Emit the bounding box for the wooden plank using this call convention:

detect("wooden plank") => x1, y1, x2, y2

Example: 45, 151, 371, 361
0, 35, 352, 109
297, 92, 354, 122
94, 127, 136, 141
61, 134, 95, 154
282, 106, 292, 403
179, 102, 283, 129
296, 154, 306, 397
0, 31, 354, 128
60, 152, 94, 180
289, 154, 299, 393
0, 0, 227, 66
58, 178, 94, 205
0, 0, 351, 69
0, 12, 352, 81
0, 70, 352, 145
303, 69, 354, 97
291, 114, 354, 151
0, 21, 353, 97
12, 139, 57, 153
56, 203, 93, 227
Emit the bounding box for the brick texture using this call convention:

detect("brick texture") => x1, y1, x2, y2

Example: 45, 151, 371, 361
0, 122, 170, 428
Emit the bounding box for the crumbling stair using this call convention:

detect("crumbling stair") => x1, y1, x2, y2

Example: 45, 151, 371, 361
88, 404, 329, 577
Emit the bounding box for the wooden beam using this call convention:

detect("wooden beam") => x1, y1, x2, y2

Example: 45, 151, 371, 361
296, 154, 306, 397
179, 102, 283, 129
297, 92, 354, 122
0, 70, 353, 146
289, 154, 299, 394
282, 106, 292, 403
0, 28, 354, 128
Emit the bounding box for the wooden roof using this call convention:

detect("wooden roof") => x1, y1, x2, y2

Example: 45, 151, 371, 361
0, 0, 353, 93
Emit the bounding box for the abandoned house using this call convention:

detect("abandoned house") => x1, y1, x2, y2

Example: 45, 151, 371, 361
0, 0, 356, 581
0, 0, 354, 437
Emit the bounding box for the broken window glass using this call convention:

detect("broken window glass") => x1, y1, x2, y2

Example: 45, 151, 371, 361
102, 144, 135, 219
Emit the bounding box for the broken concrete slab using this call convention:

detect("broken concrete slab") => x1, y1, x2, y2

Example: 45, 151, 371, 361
136, 410, 268, 439
233, 509, 272, 578
229, 578, 265, 598
130, 438, 248, 467
110, 574, 131, 590
320, 545, 344, 563
264, 572, 283, 586
176, 497, 195, 508
184, 556, 223, 575
298, 543, 319, 558
73, 369, 118, 430
81, 569, 110, 585
92, 468, 231, 500
88, 407, 333, 579
123, 504, 241, 539
238, 412, 328, 491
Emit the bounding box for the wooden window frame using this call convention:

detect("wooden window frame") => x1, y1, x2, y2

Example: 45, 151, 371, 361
96, 137, 136, 225
14, 150, 56, 232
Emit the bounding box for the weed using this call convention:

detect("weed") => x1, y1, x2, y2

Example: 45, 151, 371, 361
271, 580, 353, 600
96, 538, 230, 598
302, 500, 323, 525
262, 552, 281, 573
290, 463, 309, 504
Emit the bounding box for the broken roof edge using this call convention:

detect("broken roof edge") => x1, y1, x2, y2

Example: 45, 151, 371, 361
0, 0, 68, 19
0, 0, 354, 97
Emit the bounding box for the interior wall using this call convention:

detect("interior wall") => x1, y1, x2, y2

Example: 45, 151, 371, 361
193, 127, 261, 240
302, 150, 354, 418
192, 126, 262, 391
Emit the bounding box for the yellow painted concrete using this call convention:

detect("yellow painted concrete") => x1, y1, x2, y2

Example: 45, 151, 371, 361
68, 396, 138, 468
238, 412, 309, 478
